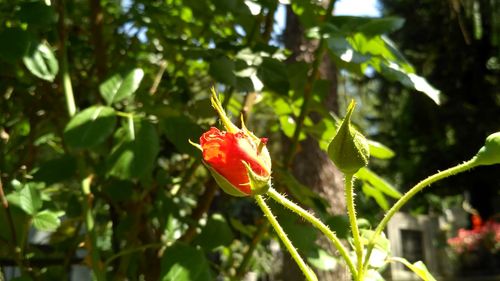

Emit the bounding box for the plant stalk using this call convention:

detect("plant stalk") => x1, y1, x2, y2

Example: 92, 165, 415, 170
82, 175, 106, 281
345, 174, 363, 280
57, 0, 76, 117
362, 158, 478, 272
267, 187, 357, 278
254, 195, 318, 281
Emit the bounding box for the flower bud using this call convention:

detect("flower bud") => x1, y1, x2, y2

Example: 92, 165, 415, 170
473, 132, 500, 166
327, 100, 369, 174
191, 88, 271, 196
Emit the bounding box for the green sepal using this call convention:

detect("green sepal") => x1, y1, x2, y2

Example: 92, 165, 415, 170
473, 132, 500, 166
203, 162, 249, 197
327, 100, 370, 174
242, 161, 270, 196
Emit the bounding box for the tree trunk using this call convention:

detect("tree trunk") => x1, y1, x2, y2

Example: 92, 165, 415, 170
281, 5, 349, 281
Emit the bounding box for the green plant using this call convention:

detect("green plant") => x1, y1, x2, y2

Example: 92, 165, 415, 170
195, 90, 500, 281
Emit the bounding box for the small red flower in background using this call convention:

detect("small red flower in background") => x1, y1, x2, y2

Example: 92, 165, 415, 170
447, 215, 500, 254
200, 127, 270, 195
191, 88, 271, 197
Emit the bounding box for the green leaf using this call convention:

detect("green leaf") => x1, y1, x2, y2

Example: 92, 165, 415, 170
368, 140, 395, 159
360, 229, 390, 253
23, 41, 59, 81
390, 257, 437, 281
103, 179, 135, 203
364, 269, 385, 281
357, 17, 405, 37
257, 57, 289, 95
20, 183, 43, 215
209, 56, 236, 86
0, 203, 30, 243
107, 120, 159, 179
160, 242, 212, 281
307, 248, 337, 271
379, 62, 440, 105
32, 155, 77, 185
161, 115, 204, 157
64, 106, 117, 148
362, 183, 389, 210
273, 167, 329, 212
0, 28, 31, 63
356, 168, 401, 199
229, 218, 256, 237
99, 68, 144, 105
328, 16, 404, 37
194, 214, 234, 252
278, 210, 317, 253
291, 0, 320, 28
326, 35, 370, 64
18, 2, 57, 28
6, 183, 43, 216
325, 215, 350, 239
32, 210, 64, 231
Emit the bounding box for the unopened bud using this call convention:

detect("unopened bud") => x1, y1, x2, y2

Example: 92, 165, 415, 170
473, 132, 500, 166
328, 100, 369, 174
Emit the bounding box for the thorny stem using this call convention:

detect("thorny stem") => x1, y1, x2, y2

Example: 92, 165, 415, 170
345, 174, 363, 280
254, 194, 318, 281
361, 158, 478, 276
267, 188, 357, 278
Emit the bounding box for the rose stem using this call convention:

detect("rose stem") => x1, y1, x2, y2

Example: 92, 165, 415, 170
254, 194, 318, 281
266, 187, 357, 278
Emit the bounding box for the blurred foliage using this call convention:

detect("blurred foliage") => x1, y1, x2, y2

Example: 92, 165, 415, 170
370, 0, 500, 217
0, 0, 486, 280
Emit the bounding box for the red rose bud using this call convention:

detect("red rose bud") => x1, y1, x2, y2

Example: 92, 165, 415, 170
200, 127, 271, 196
190, 88, 271, 196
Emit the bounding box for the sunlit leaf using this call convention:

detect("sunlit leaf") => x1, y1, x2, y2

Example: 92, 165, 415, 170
364, 269, 385, 281
194, 214, 233, 251
160, 242, 212, 281
307, 248, 337, 271
23, 41, 59, 81
33, 210, 64, 231
356, 168, 401, 199
360, 229, 390, 253
368, 140, 395, 159
357, 17, 405, 37
64, 106, 117, 148
100, 68, 144, 105
362, 183, 390, 210
18, 183, 43, 215
390, 257, 437, 281
107, 120, 159, 179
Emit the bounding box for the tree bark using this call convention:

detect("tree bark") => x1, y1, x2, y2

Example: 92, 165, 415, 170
281, 5, 349, 281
